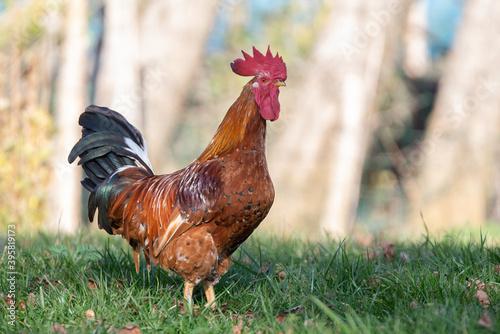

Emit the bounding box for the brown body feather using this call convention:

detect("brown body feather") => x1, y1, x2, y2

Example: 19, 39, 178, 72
106, 78, 274, 286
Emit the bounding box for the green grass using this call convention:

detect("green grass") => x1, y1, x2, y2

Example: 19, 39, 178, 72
1, 229, 500, 333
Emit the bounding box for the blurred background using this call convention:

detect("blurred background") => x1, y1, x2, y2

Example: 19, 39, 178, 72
2, 0, 499, 238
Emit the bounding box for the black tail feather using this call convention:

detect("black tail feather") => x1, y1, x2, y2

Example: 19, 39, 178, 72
78, 105, 147, 147
68, 105, 154, 195
69, 105, 155, 233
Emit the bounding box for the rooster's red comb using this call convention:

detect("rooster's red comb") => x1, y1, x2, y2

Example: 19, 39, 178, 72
231, 46, 287, 81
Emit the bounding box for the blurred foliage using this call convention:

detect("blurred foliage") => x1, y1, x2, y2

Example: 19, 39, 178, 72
0, 107, 52, 230
0, 0, 56, 231
0, 0, 62, 49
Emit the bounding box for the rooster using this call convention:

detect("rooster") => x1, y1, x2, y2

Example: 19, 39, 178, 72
68, 46, 287, 309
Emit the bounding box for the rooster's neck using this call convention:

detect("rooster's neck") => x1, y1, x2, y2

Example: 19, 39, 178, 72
198, 80, 266, 163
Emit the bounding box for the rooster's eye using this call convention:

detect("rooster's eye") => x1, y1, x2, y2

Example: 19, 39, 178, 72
260, 78, 267, 83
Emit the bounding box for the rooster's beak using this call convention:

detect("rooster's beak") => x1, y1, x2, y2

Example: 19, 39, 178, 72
274, 81, 286, 87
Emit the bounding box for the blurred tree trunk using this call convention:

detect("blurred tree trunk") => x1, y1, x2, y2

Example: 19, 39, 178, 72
49, 0, 88, 232
269, 0, 411, 237
94, 0, 218, 172
402, 0, 429, 78
95, 0, 142, 127
139, 0, 218, 171
408, 0, 500, 232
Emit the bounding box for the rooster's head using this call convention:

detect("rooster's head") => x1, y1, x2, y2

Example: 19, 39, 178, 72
231, 46, 287, 121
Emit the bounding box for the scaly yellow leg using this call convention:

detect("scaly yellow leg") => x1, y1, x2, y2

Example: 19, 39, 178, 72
184, 281, 195, 303
133, 249, 140, 274
203, 281, 217, 310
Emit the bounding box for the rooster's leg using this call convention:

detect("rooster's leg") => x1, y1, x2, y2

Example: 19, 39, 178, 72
203, 281, 217, 310
184, 281, 195, 304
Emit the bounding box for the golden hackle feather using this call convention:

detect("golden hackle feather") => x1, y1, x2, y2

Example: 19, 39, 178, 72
197, 84, 256, 163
